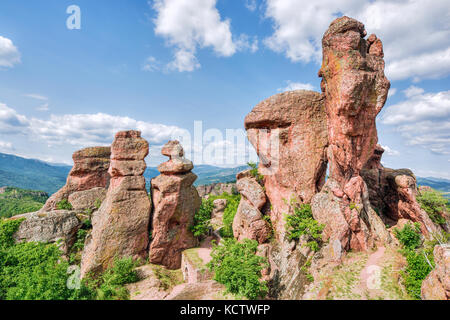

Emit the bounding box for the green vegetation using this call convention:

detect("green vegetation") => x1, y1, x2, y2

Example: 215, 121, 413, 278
190, 198, 214, 238
151, 265, 184, 291
417, 188, 449, 225
207, 238, 268, 300
394, 222, 422, 250
0, 217, 139, 300
247, 162, 264, 183
56, 199, 73, 210
285, 202, 324, 252
0, 187, 48, 218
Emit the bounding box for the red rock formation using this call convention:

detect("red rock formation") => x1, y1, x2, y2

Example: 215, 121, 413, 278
149, 141, 200, 270
361, 146, 439, 236
233, 170, 271, 244
422, 245, 450, 300
81, 131, 150, 276
245, 90, 328, 236
312, 16, 390, 251
41, 146, 111, 211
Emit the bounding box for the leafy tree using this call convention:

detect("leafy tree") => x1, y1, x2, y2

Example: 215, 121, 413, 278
207, 238, 268, 299
207, 192, 241, 238
190, 198, 214, 238
394, 222, 422, 250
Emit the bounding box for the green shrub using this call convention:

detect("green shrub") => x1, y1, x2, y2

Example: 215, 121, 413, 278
207, 238, 268, 299
285, 203, 324, 252
84, 257, 139, 300
247, 162, 264, 183
417, 188, 448, 225
190, 198, 214, 238
208, 192, 240, 238
94, 198, 102, 210
56, 199, 73, 210
402, 249, 434, 300
0, 187, 48, 218
394, 222, 422, 250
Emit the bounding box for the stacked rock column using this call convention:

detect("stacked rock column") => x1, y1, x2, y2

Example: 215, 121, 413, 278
81, 131, 151, 277
149, 141, 201, 269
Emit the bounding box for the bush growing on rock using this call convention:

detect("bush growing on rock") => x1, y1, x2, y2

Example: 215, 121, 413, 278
394, 222, 422, 250
285, 203, 324, 252
207, 238, 268, 300
56, 199, 73, 210
190, 198, 214, 238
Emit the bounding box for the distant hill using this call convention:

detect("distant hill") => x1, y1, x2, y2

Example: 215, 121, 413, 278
1, 152, 449, 197
0, 186, 48, 218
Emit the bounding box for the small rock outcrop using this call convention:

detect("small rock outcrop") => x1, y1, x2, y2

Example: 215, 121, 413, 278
42, 147, 111, 211
361, 145, 438, 235
211, 198, 227, 230
421, 245, 450, 300
81, 131, 151, 276
149, 141, 201, 270
12, 210, 83, 254
312, 16, 390, 251
196, 183, 237, 198
245, 90, 328, 236
232, 170, 271, 244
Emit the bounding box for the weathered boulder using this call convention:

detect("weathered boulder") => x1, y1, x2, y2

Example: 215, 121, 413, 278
149, 141, 200, 269
211, 199, 227, 229
232, 171, 271, 244
68, 187, 106, 211
361, 146, 438, 236
196, 183, 237, 198
42, 147, 111, 212
422, 245, 450, 300
81, 131, 150, 276
12, 210, 83, 253
312, 16, 391, 251
245, 90, 328, 236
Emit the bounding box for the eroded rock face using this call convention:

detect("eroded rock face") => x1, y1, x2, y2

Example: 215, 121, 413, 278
42, 147, 111, 212
421, 245, 450, 300
361, 146, 438, 236
312, 16, 390, 251
232, 170, 271, 244
81, 131, 150, 276
211, 199, 227, 230
245, 90, 328, 236
12, 210, 82, 254
196, 183, 237, 198
149, 141, 200, 270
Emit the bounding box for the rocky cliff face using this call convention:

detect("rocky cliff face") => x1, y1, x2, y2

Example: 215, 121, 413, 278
81, 131, 151, 276
245, 90, 328, 236
312, 16, 391, 252
149, 141, 201, 270
421, 244, 450, 300
41, 146, 111, 212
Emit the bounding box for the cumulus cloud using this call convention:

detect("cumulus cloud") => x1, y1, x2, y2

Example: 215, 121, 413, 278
0, 102, 188, 148
278, 81, 315, 92
245, 0, 258, 12
0, 36, 20, 68
0, 103, 29, 133
151, 0, 257, 72
381, 145, 399, 156
263, 0, 450, 81
381, 88, 450, 154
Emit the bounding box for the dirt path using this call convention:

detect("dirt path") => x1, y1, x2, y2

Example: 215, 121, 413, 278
359, 246, 386, 298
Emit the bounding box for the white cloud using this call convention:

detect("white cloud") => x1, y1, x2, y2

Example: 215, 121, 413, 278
24, 94, 48, 101
381, 145, 399, 156
263, 0, 450, 81
152, 0, 255, 72
0, 102, 188, 148
403, 85, 425, 98
236, 34, 259, 53
0, 103, 29, 133
142, 56, 161, 72
387, 88, 397, 98
36, 103, 49, 112
0, 36, 20, 68
245, 0, 258, 12
278, 81, 315, 92
382, 88, 450, 154
0, 140, 12, 150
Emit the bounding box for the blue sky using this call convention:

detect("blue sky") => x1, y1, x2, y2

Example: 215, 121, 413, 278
0, 0, 449, 179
